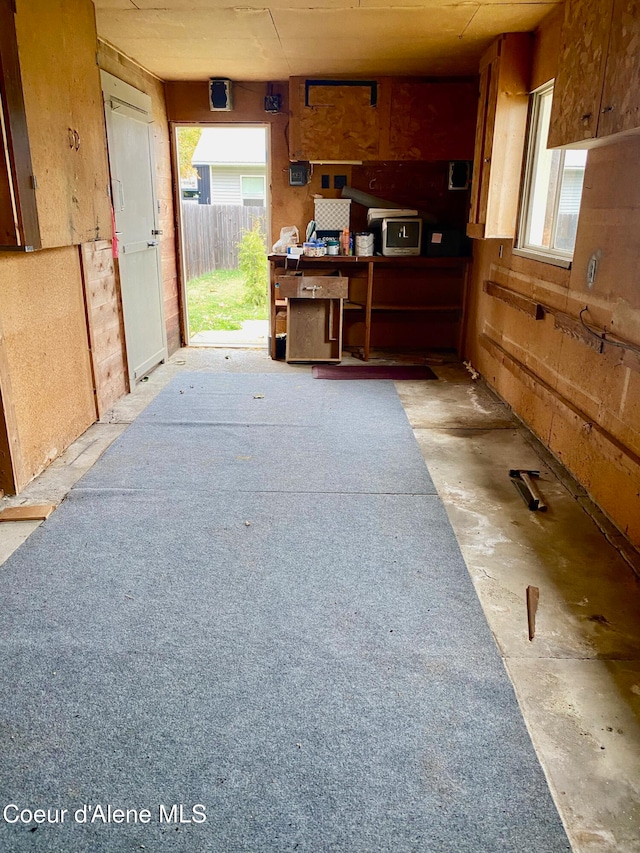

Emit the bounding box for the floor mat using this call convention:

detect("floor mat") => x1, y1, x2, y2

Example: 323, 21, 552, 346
0, 373, 570, 852
312, 364, 438, 380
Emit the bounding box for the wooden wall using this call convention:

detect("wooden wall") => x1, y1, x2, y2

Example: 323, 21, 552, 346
98, 42, 181, 355
0, 0, 113, 493
80, 240, 128, 419
464, 5, 640, 548
0, 248, 96, 491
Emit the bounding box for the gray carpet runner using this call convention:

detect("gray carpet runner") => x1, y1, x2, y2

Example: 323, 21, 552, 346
0, 373, 570, 852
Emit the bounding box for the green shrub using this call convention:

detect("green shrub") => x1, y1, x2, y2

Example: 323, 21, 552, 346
237, 220, 268, 308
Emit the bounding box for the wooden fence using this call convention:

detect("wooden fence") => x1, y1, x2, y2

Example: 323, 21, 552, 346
181, 203, 266, 281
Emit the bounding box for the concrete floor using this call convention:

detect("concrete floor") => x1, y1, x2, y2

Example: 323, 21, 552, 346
1, 346, 639, 852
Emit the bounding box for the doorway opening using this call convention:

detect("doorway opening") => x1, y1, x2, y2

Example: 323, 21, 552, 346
175, 125, 270, 348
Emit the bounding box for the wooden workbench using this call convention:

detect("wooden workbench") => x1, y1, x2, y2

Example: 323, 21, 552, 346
269, 254, 470, 361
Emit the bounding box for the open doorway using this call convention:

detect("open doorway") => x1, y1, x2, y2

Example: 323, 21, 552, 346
175, 125, 270, 348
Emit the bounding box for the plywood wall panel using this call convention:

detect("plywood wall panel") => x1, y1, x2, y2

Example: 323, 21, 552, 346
464, 12, 640, 548
80, 240, 128, 419
290, 78, 382, 162
383, 80, 477, 161
531, 3, 564, 89
0, 247, 96, 490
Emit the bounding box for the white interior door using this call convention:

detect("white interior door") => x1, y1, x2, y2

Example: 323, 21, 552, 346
101, 71, 167, 383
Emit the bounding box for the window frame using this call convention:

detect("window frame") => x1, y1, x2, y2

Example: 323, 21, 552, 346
514, 81, 585, 268
240, 174, 265, 207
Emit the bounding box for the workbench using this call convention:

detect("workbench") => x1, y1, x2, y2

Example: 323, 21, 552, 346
269, 254, 470, 361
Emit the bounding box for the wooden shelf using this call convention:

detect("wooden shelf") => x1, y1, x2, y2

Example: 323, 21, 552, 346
269, 254, 470, 361
350, 302, 461, 312
269, 254, 469, 268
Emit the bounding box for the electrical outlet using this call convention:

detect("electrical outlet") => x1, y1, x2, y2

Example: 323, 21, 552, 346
321, 174, 330, 189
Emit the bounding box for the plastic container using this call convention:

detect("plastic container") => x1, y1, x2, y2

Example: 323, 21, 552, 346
303, 240, 326, 257
314, 198, 352, 232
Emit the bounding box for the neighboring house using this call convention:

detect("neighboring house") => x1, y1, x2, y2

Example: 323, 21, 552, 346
191, 127, 267, 206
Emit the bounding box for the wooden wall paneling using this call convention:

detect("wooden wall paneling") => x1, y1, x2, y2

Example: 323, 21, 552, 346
0, 0, 39, 249
598, 0, 640, 138
80, 240, 128, 419
480, 331, 640, 474
384, 80, 477, 161
0, 246, 96, 490
484, 280, 546, 319
289, 77, 382, 162
547, 0, 614, 148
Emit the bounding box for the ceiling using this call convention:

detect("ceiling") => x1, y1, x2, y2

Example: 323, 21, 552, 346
94, 0, 560, 82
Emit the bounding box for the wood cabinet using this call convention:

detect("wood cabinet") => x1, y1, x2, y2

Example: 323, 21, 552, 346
15, 0, 111, 248
269, 255, 469, 361
548, 0, 640, 148
289, 78, 384, 162
274, 272, 348, 363
288, 77, 477, 163
467, 33, 533, 240
0, 0, 40, 250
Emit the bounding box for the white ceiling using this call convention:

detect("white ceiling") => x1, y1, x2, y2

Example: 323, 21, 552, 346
94, 0, 560, 81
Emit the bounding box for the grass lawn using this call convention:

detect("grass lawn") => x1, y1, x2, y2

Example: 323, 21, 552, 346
186, 269, 268, 334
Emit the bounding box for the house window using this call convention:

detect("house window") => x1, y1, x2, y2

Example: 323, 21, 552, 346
517, 82, 587, 263
241, 175, 265, 207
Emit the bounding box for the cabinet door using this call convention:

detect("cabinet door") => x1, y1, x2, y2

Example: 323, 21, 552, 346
598, 0, 640, 138
468, 58, 496, 236
15, 0, 110, 248
547, 0, 614, 148
66, 0, 111, 244
467, 33, 531, 240
15, 0, 74, 248
384, 81, 477, 161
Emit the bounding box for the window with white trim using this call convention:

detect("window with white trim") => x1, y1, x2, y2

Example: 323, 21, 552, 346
517, 82, 587, 262
240, 175, 265, 207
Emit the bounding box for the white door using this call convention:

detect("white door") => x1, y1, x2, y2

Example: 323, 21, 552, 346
101, 71, 167, 383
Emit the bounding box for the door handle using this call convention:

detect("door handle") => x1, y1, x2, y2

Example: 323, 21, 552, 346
147, 240, 159, 247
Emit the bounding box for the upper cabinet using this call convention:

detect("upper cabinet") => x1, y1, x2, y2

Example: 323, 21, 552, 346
385, 81, 478, 161
14, 0, 111, 249
467, 33, 533, 240
0, 0, 40, 250
548, 0, 640, 147
289, 78, 383, 161
288, 77, 477, 162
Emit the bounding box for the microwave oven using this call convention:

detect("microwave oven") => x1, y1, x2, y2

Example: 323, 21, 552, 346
381, 217, 422, 256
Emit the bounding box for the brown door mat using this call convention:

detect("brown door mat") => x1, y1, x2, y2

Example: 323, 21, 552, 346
311, 364, 438, 380
0, 504, 57, 522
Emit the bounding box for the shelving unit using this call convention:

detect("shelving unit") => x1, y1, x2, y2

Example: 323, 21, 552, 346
269, 254, 470, 361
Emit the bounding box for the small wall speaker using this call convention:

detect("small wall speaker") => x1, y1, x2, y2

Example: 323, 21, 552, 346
209, 79, 233, 111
